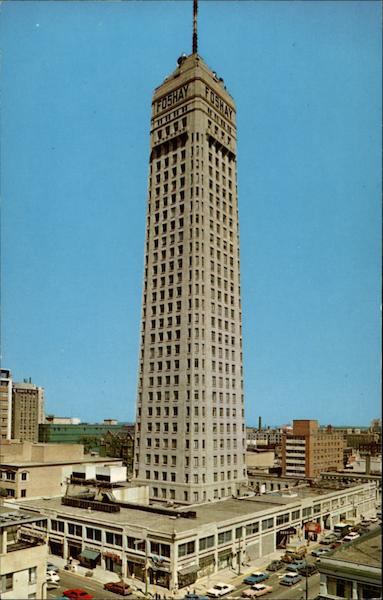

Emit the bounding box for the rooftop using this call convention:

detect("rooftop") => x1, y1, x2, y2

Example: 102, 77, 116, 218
0, 506, 47, 530
318, 529, 381, 570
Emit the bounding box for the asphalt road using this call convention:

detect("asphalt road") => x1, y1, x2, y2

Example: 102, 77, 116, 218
46, 570, 137, 599
229, 564, 320, 600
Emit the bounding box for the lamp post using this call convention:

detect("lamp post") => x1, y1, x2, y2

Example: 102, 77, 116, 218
134, 536, 149, 597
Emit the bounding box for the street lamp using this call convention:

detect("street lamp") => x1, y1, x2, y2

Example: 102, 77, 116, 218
134, 537, 149, 597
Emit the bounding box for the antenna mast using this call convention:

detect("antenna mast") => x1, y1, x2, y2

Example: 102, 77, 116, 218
192, 0, 198, 54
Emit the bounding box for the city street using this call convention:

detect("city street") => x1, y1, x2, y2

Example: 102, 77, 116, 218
46, 570, 139, 599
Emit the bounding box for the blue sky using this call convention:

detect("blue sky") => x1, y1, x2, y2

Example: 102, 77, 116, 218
1, 1, 381, 427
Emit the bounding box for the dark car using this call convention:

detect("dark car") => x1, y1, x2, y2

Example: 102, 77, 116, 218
266, 560, 284, 572
243, 572, 269, 585
298, 564, 318, 577
311, 547, 330, 558
286, 559, 307, 572
183, 594, 209, 600
103, 581, 133, 596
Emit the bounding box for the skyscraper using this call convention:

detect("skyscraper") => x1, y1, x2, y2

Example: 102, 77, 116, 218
134, 2, 247, 504
12, 379, 45, 442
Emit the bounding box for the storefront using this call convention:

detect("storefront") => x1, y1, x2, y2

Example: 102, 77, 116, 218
126, 556, 145, 581
104, 551, 122, 575
177, 564, 199, 589
78, 548, 101, 569
67, 540, 82, 560
304, 521, 321, 542
276, 527, 297, 549
217, 549, 232, 569
49, 538, 64, 557
198, 555, 215, 578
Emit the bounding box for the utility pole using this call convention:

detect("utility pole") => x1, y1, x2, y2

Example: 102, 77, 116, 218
237, 535, 242, 575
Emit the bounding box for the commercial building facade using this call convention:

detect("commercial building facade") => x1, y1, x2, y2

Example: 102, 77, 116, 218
17, 480, 377, 592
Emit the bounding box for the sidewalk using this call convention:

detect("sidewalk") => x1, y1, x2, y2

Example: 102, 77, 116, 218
48, 540, 321, 599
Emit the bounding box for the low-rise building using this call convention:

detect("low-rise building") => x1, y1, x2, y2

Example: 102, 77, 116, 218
316, 527, 381, 599
38, 420, 134, 453
0, 440, 123, 501
16, 479, 377, 592
0, 507, 48, 599
282, 420, 344, 477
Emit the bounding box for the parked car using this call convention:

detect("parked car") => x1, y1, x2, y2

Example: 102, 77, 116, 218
343, 531, 360, 542
360, 519, 371, 526
266, 560, 284, 572
63, 590, 94, 600
286, 560, 306, 572
47, 563, 60, 572
320, 533, 338, 545
47, 570, 60, 583
311, 547, 330, 558
243, 571, 269, 584
241, 583, 273, 597
206, 583, 235, 597
297, 564, 318, 577
103, 581, 133, 596
370, 516, 379, 523
183, 593, 209, 600
280, 573, 302, 586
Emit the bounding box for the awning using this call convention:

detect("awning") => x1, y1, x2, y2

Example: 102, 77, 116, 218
79, 549, 101, 561
178, 564, 199, 576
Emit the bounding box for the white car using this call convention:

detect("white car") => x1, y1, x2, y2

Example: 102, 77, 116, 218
343, 531, 360, 542
206, 583, 235, 597
242, 583, 273, 597
369, 516, 379, 523
46, 570, 60, 584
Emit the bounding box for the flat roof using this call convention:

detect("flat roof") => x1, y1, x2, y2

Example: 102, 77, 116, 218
0, 506, 47, 530
20, 495, 299, 538
320, 529, 381, 569
0, 457, 122, 468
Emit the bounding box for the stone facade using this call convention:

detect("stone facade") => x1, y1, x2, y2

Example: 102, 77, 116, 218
134, 51, 247, 504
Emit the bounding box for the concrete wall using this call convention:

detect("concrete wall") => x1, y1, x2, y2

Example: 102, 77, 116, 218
0, 541, 47, 599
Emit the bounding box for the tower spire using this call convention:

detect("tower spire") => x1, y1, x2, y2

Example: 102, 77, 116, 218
192, 0, 198, 54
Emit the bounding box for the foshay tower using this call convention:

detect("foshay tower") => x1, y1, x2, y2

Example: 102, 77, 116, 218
134, 1, 247, 504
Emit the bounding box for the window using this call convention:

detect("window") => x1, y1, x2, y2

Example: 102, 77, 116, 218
1, 573, 13, 592
262, 517, 274, 531
51, 519, 64, 533
292, 510, 300, 521
178, 540, 195, 557
86, 527, 102, 542
245, 522, 259, 536
199, 535, 215, 551
68, 523, 82, 537
21, 472, 28, 481
28, 567, 37, 584
106, 531, 122, 547
276, 513, 290, 526
218, 530, 232, 545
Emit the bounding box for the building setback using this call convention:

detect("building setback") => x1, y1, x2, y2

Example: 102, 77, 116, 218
134, 37, 247, 503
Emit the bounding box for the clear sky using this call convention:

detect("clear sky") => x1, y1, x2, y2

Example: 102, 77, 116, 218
1, 1, 381, 427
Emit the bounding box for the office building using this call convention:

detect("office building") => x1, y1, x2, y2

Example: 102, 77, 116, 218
0, 369, 12, 441
11, 380, 45, 443
281, 420, 344, 478
134, 2, 247, 504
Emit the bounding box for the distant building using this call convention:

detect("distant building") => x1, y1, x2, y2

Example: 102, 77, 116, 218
45, 415, 81, 425
0, 440, 123, 501
317, 528, 381, 599
11, 380, 45, 443
99, 428, 135, 475
247, 427, 284, 447
0, 506, 48, 599
246, 449, 275, 470
281, 420, 344, 478
0, 369, 12, 441
38, 421, 134, 453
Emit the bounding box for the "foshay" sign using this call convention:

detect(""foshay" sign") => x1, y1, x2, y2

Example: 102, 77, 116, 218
155, 85, 189, 113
